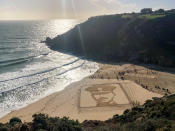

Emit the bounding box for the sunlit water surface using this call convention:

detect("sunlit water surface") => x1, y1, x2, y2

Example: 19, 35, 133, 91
0, 20, 98, 117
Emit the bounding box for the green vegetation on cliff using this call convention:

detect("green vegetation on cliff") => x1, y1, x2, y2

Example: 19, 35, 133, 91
83, 95, 175, 131
0, 115, 82, 131
46, 9, 175, 67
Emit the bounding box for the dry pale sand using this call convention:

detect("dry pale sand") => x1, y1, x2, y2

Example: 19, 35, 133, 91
1, 63, 175, 123
91, 63, 175, 94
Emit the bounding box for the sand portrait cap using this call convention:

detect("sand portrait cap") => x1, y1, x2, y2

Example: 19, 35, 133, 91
85, 85, 117, 107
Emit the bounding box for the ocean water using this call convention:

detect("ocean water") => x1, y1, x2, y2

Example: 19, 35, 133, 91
0, 20, 98, 117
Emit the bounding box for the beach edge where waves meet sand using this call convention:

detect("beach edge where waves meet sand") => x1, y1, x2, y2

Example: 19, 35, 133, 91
2, 63, 175, 123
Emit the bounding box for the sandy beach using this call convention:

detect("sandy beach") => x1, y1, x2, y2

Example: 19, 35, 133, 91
1, 63, 175, 123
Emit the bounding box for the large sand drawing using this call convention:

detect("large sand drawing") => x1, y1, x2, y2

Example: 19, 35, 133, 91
80, 81, 162, 110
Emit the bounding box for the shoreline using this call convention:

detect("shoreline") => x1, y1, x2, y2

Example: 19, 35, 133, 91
1, 63, 175, 123
0, 58, 99, 120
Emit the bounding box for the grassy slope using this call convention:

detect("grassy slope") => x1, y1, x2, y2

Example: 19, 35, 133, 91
83, 95, 175, 131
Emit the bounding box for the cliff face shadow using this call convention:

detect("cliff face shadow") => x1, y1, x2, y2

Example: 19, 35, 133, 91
45, 13, 175, 69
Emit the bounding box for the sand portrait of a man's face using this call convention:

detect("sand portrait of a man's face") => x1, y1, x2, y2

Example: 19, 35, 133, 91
85, 85, 117, 107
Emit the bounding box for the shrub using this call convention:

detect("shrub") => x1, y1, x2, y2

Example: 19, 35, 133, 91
20, 123, 31, 131
123, 109, 130, 114
0, 127, 8, 131
32, 113, 48, 130
32, 114, 82, 131
9, 117, 22, 126
141, 8, 153, 14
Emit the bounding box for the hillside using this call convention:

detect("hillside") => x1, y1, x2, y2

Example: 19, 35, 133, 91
82, 94, 175, 131
45, 9, 175, 67
0, 94, 175, 131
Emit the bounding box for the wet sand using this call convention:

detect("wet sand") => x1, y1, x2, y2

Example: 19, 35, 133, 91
1, 63, 175, 123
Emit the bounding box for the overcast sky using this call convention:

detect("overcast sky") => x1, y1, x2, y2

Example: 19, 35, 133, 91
0, 0, 175, 20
